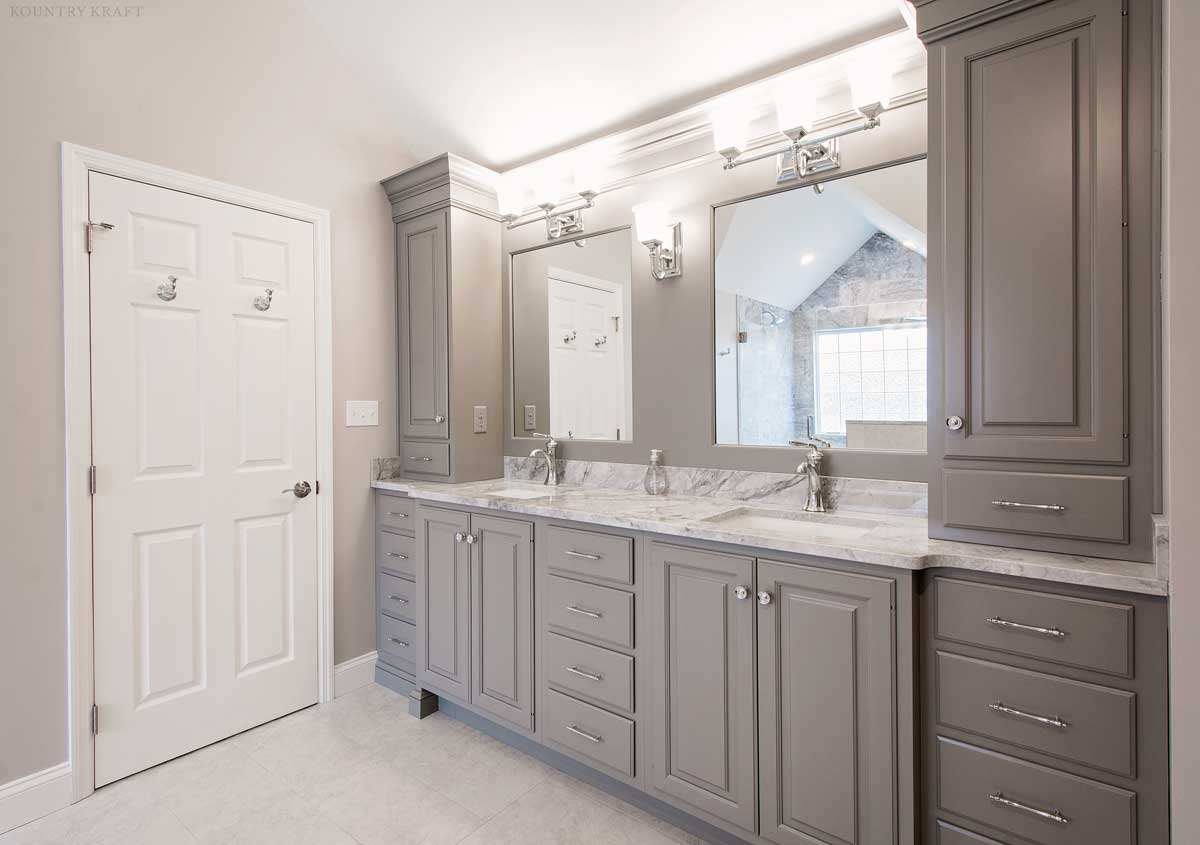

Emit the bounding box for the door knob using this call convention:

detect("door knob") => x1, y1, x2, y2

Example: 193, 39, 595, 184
454, 532, 465, 543
733, 585, 749, 600
465, 533, 477, 545
434, 414, 445, 423
946, 415, 964, 431
757, 590, 773, 606
283, 481, 312, 498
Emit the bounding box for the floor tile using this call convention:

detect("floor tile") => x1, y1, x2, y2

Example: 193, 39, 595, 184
544, 770, 704, 844
238, 707, 378, 801
315, 759, 484, 845
0, 777, 195, 845
195, 792, 357, 845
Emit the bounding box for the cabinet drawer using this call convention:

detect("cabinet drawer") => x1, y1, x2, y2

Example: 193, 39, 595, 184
936, 652, 1135, 776
544, 689, 635, 778
937, 738, 1134, 845
379, 614, 416, 674
545, 525, 633, 585
934, 578, 1132, 676
936, 821, 1004, 845
941, 470, 1128, 543
545, 575, 634, 649
544, 632, 634, 713
378, 571, 415, 622
402, 441, 450, 477
377, 530, 416, 580
376, 494, 414, 532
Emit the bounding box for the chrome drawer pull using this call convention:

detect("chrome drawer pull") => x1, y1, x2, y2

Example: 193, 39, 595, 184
566, 605, 603, 619
410, 456, 434, 462
989, 702, 1069, 729
387, 595, 409, 604
388, 637, 410, 648
385, 511, 408, 518
986, 617, 1067, 638
386, 551, 408, 560
565, 723, 603, 744
564, 549, 602, 561
565, 665, 603, 682
991, 500, 1067, 513
988, 793, 1070, 826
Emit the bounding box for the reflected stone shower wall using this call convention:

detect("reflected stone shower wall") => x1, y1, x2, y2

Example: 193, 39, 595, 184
736, 232, 926, 445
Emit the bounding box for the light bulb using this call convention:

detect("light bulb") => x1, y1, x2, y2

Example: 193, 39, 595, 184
632, 202, 670, 246
775, 80, 817, 137
712, 99, 751, 156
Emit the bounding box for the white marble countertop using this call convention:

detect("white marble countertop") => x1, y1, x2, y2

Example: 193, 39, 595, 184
371, 477, 1168, 596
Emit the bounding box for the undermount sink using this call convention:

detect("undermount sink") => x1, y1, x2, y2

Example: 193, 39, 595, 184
488, 487, 553, 500
701, 507, 882, 538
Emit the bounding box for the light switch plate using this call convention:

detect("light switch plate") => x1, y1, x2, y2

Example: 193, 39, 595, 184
345, 400, 379, 427
524, 405, 537, 431
473, 405, 488, 433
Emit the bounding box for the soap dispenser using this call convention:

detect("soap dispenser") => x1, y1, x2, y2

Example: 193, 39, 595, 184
643, 449, 668, 496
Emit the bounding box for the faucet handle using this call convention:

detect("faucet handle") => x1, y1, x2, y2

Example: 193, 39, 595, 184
532, 432, 559, 447
789, 437, 831, 450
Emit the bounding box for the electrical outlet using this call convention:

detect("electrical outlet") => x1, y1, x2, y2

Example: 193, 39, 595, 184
523, 405, 537, 431
473, 405, 488, 433
345, 400, 379, 427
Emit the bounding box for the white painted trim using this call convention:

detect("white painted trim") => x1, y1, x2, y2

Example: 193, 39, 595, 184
334, 651, 379, 698
60, 143, 335, 804
0, 763, 72, 835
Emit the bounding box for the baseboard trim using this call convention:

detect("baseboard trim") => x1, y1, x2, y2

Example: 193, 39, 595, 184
0, 762, 73, 835
333, 651, 378, 698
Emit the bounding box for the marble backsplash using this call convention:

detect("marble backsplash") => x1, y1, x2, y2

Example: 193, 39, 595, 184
503, 456, 928, 517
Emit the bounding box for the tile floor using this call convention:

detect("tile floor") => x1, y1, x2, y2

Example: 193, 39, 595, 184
1, 683, 705, 845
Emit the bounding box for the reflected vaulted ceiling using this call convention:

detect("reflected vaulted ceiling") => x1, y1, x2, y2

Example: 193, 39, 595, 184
303, 0, 906, 170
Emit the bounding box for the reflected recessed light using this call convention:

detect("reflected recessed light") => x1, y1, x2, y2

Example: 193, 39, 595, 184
902, 240, 916, 249
800, 253, 815, 265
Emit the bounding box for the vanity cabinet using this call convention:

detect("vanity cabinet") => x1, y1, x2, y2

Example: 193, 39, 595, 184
414, 504, 534, 730
383, 154, 504, 482
375, 492, 418, 683
918, 0, 1160, 561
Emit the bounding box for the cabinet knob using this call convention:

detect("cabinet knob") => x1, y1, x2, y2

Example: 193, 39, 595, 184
733, 585, 749, 600
434, 414, 446, 423
946, 415, 964, 431
757, 591, 773, 606
454, 532, 465, 543
465, 533, 477, 545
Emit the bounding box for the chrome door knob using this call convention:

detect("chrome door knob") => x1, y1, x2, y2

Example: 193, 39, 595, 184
757, 591, 773, 606
434, 414, 446, 423
733, 585, 749, 600
465, 533, 477, 545
454, 532, 465, 543
283, 481, 312, 498
946, 415, 964, 431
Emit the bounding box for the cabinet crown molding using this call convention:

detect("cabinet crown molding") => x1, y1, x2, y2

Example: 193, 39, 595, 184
913, 0, 1059, 42
381, 152, 501, 223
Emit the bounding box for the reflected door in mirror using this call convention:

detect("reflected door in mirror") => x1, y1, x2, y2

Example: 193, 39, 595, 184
549, 274, 625, 440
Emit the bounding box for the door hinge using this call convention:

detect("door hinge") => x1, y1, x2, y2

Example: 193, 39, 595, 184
87, 465, 97, 496
85, 221, 115, 253
90, 703, 99, 735
315, 480, 320, 495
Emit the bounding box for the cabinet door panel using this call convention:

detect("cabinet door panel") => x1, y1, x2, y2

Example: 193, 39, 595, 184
416, 506, 470, 700
939, 0, 1125, 463
757, 560, 895, 845
470, 514, 534, 730
397, 211, 449, 439
647, 542, 756, 833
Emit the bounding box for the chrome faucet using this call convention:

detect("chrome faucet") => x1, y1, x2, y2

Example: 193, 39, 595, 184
789, 436, 831, 512
529, 432, 560, 486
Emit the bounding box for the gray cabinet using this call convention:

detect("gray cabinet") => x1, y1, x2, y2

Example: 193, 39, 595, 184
646, 541, 757, 834
397, 211, 450, 440
383, 154, 504, 483
470, 513, 534, 730
415, 506, 471, 700
920, 0, 1160, 561
376, 492, 418, 683
756, 560, 896, 845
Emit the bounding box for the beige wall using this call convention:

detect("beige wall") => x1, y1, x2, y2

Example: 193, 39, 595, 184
0, 0, 410, 783
1165, 0, 1200, 838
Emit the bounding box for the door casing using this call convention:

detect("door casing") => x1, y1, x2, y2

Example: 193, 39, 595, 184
61, 142, 335, 803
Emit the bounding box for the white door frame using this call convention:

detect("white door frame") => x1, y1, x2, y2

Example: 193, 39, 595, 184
60, 143, 335, 802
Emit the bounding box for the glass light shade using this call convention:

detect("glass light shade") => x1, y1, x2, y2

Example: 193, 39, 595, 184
495, 174, 524, 217
711, 100, 751, 154
774, 83, 816, 135
571, 148, 608, 195
849, 57, 894, 112
533, 161, 564, 207
632, 201, 670, 245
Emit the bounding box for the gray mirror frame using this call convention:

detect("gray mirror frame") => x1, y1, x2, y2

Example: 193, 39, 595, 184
500, 98, 930, 482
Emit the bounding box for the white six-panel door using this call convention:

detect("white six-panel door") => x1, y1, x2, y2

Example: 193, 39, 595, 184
88, 172, 319, 785
547, 274, 625, 440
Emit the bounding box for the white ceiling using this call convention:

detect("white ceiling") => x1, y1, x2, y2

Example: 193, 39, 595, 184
303, 0, 907, 170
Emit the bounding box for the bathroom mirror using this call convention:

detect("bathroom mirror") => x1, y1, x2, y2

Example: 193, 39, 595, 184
511, 228, 634, 442
714, 158, 927, 451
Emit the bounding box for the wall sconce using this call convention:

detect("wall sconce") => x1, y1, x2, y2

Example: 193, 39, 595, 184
633, 202, 682, 280
497, 149, 608, 241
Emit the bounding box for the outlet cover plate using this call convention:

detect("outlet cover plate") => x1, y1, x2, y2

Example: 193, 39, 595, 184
473, 405, 488, 433
345, 400, 379, 427
524, 405, 537, 431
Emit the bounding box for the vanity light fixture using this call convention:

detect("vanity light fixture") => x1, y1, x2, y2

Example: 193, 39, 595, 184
499, 154, 602, 241
632, 202, 682, 281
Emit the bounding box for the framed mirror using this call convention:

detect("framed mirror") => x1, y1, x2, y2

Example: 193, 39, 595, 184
714, 158, 927, 451
511, 228, 634, 442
